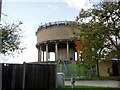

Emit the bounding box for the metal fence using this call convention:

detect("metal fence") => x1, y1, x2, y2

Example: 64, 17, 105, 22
1, 63, 56, 90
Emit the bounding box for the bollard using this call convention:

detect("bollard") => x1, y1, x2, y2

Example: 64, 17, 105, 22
71, 78, 75, 89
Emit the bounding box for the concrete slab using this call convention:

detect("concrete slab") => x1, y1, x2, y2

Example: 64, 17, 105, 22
65, 81, 120, 87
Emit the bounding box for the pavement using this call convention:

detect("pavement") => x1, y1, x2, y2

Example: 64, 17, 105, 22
65, 81, 120, 87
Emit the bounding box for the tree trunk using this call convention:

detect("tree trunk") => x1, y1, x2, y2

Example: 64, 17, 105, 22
96, 60, 100, 77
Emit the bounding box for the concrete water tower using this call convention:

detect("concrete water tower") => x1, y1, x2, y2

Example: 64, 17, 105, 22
36, 21, 80, 62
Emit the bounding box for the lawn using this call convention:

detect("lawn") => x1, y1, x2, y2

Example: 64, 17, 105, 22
65, 76, 119, 81
57, 63, 119, 81
57, 63, 87, 77
51, 85, 120, 90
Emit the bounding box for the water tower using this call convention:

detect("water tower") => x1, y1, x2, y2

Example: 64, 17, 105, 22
36, 21, 80, 62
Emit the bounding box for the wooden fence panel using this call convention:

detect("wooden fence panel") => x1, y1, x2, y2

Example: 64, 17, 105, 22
2, 64, 23, 90
2, 63, 56, 89
25, 64, 56, 89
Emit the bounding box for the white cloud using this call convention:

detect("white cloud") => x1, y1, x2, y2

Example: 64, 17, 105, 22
0, 53, 9, 62
3, 0, 65, 2
64, 0, 93, 10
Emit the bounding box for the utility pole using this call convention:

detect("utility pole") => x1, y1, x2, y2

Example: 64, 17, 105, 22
0, 0, 2, 53
0, 1, 2, 90
0, 0, 2, 20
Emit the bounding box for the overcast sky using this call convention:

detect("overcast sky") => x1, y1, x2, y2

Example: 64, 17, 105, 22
0, 0, 96, 63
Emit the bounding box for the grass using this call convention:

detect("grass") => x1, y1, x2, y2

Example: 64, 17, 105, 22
65, 76, 120, 81
57, 63, 87, 77
57, 63, 120, 81
50, 85, 120, 90
79, 76, 120, 81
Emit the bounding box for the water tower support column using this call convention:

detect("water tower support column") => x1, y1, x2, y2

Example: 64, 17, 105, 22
55, 43, 58, 61
67, 42, 69, 60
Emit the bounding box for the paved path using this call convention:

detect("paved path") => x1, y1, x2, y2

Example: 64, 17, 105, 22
65, 81, 120, 87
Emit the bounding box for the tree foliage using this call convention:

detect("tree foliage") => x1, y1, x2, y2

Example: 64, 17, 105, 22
76, 1, 120, 51
74, 37, 86, 52
70, 1, 120, 76
0, 21, 24, 55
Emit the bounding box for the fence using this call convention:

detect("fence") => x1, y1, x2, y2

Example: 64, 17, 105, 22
1, 63, 56, 89
57, 63, 88, 78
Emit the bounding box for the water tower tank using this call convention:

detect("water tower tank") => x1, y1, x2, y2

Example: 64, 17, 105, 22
36, 21, 80, 62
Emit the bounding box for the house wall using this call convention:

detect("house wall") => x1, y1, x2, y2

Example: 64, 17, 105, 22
98, 61, 113, 77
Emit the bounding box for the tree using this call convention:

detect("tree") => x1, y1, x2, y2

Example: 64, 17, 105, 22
0, 21, 25, 55
70, 1, 120, 76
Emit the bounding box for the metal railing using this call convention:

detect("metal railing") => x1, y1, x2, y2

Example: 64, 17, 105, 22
37, 21, 80, 32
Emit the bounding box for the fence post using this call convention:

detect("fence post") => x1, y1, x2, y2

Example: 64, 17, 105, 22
22, 62, 26, 90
